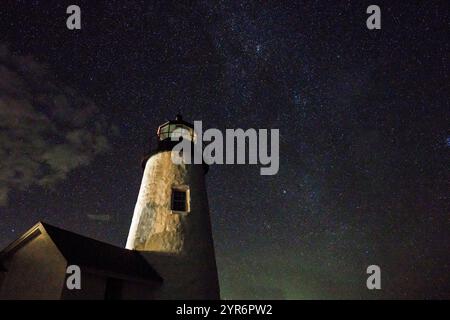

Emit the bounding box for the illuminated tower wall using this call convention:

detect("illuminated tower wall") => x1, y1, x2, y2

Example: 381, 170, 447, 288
126, 116, 220, 299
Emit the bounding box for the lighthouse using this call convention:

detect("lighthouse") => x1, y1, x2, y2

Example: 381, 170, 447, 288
126, 115, 220, 299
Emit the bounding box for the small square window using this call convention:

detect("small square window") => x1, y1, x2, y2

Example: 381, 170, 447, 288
171, 187, 189, 213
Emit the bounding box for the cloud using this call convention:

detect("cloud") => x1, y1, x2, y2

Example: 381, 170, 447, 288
0, 44, 116, 206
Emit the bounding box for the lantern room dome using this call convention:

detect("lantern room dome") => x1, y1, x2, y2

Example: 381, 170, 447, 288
157, 115, 196, 142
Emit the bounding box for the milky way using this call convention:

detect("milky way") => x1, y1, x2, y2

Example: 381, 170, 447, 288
0, 1, 449, 299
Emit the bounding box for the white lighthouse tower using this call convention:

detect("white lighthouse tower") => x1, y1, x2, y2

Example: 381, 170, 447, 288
126, 115, 220, 299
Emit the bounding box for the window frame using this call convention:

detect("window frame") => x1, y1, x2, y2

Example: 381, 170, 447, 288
171, 186, 190, 214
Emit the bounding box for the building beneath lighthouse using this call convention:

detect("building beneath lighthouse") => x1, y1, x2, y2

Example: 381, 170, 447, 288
0, 116, 220, 300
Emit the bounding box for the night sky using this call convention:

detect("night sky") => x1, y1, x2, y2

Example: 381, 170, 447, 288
0, 1, 449, 299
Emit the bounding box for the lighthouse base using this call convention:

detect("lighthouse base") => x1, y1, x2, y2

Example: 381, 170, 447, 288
140, 252, 220, 299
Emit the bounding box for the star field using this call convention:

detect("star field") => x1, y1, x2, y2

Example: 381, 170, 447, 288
0, 1, 449, 299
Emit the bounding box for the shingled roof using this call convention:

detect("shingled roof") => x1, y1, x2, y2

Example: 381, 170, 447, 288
0, 222, 162, 284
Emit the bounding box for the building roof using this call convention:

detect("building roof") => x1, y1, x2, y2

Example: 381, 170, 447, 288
0, 222, 162, 283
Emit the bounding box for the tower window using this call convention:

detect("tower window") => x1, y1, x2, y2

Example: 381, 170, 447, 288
171, 187, 189, 213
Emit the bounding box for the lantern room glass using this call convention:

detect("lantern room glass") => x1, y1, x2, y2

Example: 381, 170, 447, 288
158, 123, 196, 142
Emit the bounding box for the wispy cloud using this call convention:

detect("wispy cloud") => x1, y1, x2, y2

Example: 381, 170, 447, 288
0, 44, 116, 206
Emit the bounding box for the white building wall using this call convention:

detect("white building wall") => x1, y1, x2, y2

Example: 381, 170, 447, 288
0, 232, 66, 300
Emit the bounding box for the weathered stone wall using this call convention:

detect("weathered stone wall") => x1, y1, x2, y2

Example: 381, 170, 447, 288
126, 150, 220, 299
